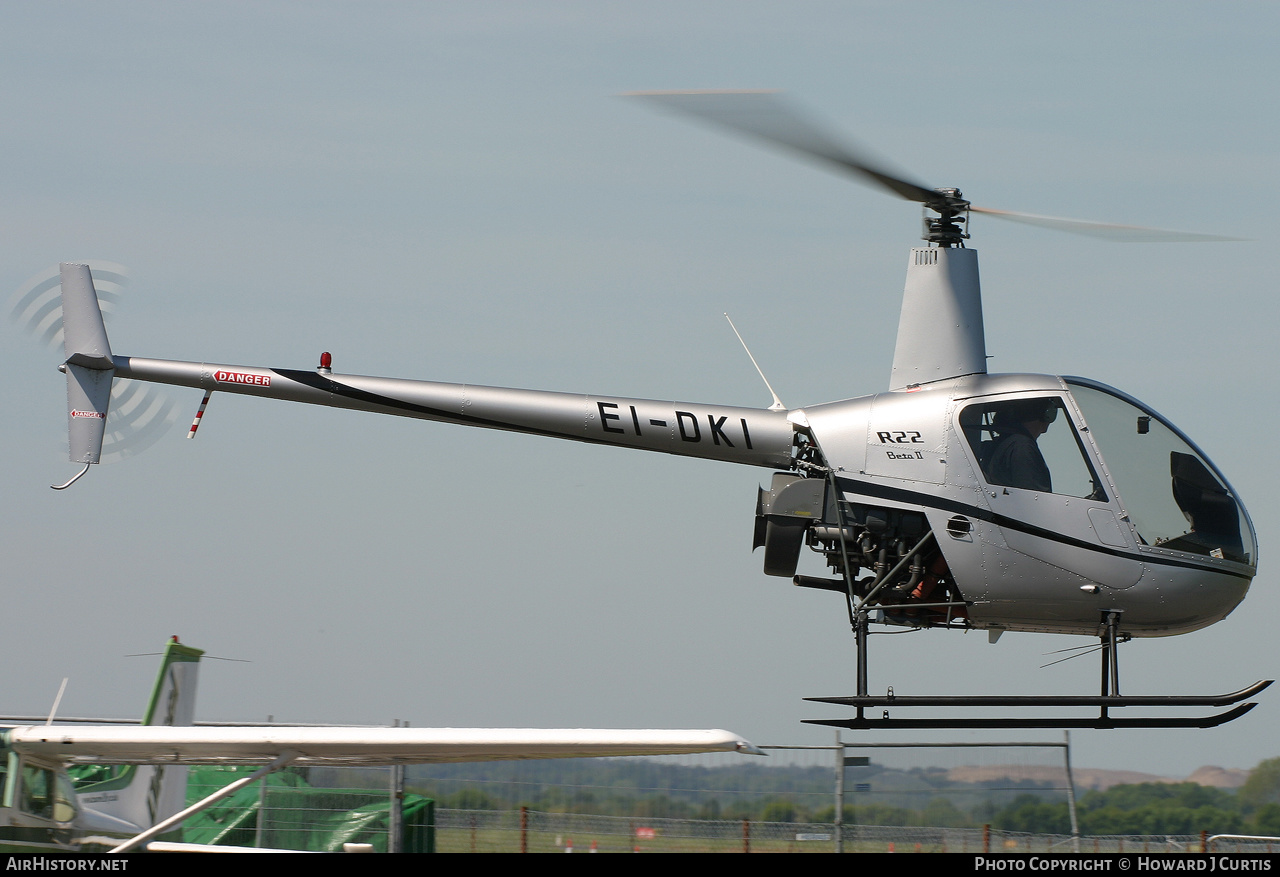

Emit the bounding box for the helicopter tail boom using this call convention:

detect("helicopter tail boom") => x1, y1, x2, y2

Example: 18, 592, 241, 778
111, 355, 798, 469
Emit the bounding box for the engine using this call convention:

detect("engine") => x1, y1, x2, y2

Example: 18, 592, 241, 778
753, 471, 967, 628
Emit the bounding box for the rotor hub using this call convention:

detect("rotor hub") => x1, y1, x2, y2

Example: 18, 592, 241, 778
923, 188, 971, 247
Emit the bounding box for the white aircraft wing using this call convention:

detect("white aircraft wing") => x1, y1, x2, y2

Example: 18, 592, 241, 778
6, 726, 763, 766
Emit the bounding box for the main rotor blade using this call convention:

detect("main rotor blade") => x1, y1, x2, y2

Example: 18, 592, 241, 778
628, 90, 940, 206
631, 90, 1238, 243
969, 206, 1244, 242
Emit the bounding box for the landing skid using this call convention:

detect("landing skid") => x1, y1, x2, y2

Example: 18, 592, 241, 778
805, 683, 1270, 730
815, 607, 1272, 730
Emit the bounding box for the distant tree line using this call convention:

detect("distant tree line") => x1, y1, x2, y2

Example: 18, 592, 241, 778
309, 756, 1280, 837
996, 758, 1280, 837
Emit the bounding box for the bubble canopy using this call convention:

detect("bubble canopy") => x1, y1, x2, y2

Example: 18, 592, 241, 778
1063, 377, 1256, 568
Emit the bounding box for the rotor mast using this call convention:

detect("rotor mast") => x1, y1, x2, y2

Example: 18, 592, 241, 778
889, 188, 987, 391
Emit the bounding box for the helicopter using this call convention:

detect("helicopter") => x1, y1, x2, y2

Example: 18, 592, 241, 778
47, 92, 1263, 730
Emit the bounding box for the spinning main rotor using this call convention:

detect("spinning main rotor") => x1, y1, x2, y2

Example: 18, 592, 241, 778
630, 90, 1234, 246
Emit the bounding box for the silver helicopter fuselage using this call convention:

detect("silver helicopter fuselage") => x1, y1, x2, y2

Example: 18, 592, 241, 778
795, 371, 1255, 637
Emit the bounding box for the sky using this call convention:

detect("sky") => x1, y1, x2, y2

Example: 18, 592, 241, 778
2, 2, 1278, 779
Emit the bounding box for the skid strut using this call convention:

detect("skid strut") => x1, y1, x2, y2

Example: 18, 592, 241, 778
813, 608, 1271, 730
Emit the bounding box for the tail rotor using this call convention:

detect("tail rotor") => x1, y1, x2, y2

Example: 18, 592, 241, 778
9, 262, 179, 487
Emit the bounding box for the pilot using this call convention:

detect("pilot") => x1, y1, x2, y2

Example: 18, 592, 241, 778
987, 399, 1056, 493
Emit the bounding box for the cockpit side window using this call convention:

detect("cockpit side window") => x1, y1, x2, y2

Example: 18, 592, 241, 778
52, 771, 76, 824
16, 762, 76, 824
20, 764, 53, 819
961, 397, 1106, 500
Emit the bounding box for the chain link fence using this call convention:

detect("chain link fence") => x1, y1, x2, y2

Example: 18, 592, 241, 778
434, 809, 1272, 853
184, 768, 434, 852
177, 750, 1279, 852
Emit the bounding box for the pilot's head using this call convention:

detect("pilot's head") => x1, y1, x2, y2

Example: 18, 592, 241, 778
996, 399, 1058, 437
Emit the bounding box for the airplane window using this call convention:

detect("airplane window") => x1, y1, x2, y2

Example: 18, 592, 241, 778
960, 397, 1104, 499
53, 772, 77, 824
17, 765, 76, 824
20, 765, 52, 819
1066, 380, 1254, 566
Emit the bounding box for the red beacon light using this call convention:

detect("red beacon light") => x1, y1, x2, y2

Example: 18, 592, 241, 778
318, 351, 332, 374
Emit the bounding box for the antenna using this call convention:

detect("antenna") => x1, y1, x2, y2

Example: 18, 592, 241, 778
724, 313, 785, 411
46, 677, 69, 725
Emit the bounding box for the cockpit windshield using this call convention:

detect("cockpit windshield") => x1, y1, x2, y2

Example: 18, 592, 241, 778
1065, 379, 1255, 567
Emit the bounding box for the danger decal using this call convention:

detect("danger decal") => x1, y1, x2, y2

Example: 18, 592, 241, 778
213, 370, 272, 387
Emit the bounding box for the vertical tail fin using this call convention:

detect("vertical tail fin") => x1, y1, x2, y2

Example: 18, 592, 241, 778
140, 637, 203, 728
76, 639, 203, 834
55, 264, 115, 486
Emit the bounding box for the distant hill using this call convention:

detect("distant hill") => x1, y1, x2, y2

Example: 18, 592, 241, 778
946, 765, 1249, 791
